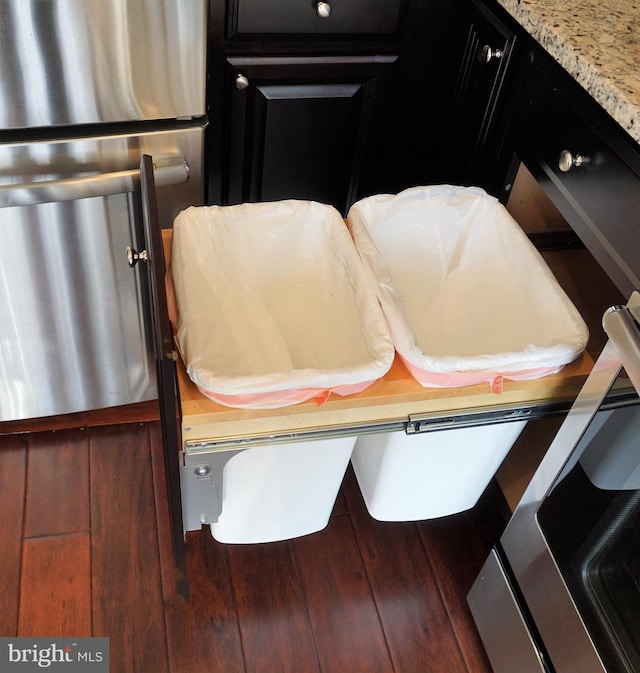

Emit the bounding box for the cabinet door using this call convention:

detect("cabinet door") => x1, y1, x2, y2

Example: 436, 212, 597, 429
224, 55, 396, 214
139, 154, 185, 577
442, 0, 515, 187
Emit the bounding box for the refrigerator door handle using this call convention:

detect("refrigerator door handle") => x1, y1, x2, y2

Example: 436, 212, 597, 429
0, 156, 189, 208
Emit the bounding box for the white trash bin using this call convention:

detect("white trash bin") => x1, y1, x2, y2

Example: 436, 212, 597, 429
347, 185, 589, 391
169, 200, 392, 543
350, 421, 527, 521
170, 199, 394, 409
209, 435, 356, 544
346, 185, 586, 521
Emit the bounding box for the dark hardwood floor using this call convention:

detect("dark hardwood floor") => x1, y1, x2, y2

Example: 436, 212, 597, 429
1, 420, 502, 673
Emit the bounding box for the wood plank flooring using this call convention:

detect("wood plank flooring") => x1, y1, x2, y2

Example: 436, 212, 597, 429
0, 421, 502, 673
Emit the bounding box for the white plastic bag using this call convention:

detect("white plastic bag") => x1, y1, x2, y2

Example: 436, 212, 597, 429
347, 185, 589, 390
170, 200, 394, 408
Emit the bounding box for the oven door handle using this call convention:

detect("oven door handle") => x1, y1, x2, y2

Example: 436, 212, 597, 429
603, 292, 640, 393
0, 156, 190, 208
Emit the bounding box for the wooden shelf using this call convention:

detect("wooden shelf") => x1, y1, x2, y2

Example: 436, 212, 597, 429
162, 229, 594, 451
178, 349, 592, 448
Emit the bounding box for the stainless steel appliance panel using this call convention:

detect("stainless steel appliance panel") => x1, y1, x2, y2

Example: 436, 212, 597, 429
495, 292, 640, 673
0, 0, 207, 129
497, 342, 620, 673
467, 549, 547, 673
0, 125, 204, 421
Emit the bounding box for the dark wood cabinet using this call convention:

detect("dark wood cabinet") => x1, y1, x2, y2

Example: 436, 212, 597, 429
439, 0, 517, 188
224, 54, 396, 213
438, 0, 640, 299
227, 0, 405, 36
205, 0, 405, 215
437, 0, 640, 262
502, 47, 640, 296
205, 0, 447, 214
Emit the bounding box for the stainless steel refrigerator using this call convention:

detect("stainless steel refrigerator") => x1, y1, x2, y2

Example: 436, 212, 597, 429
0, 0, 207, 422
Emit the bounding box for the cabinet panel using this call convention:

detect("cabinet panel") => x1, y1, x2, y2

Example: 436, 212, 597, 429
515, 55, 640, 297
229, 0, 405, 36
442, 0, 516, 186
225, 55, 396, 214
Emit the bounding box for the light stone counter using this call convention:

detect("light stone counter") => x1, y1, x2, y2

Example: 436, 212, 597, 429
496, 0, 640, 144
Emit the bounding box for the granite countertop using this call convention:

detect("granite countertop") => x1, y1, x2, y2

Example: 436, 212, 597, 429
496, 0, 640, 144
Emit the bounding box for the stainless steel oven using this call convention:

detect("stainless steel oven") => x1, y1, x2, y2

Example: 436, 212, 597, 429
468, 292, 640, 673
467, 43, 640, 673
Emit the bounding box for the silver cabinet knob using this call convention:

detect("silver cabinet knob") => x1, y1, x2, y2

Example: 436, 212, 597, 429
558, 150, 585, 172
235, 73, 249, 90
477, 44, 503, 63
126, 247, 148, 268
315, 1, 332, 18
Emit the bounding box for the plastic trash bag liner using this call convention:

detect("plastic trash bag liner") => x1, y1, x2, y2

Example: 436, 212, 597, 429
170, 200, 394, 408
347, 185, 589, 390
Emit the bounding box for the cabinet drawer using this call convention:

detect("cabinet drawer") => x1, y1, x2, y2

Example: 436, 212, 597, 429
515, 57, 640, 296
229, 0, 405, 36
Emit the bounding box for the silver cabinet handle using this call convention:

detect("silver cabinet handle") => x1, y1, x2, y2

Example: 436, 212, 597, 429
315, 1, 332, 17
477, 44, 503, 63
235, 73, 250, 90
0, 156, 189, 208
126, 247, 149, 268
558, 150, 586, 172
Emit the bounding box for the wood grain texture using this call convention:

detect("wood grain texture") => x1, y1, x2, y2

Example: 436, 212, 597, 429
18, 533, 91, 637
89, 423, 169, 673
291, 514, 395, 673
342, 468, 470, 673
418, 508, 497, 673
227, 540, 320, 673
1, 419, 504, 673
165, 530, 245, 673
177, 350, 594, 446
149, 421, 246, 673
24, 429, 89, 539
0, 435, 27, 635
0, 400, 159, 436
